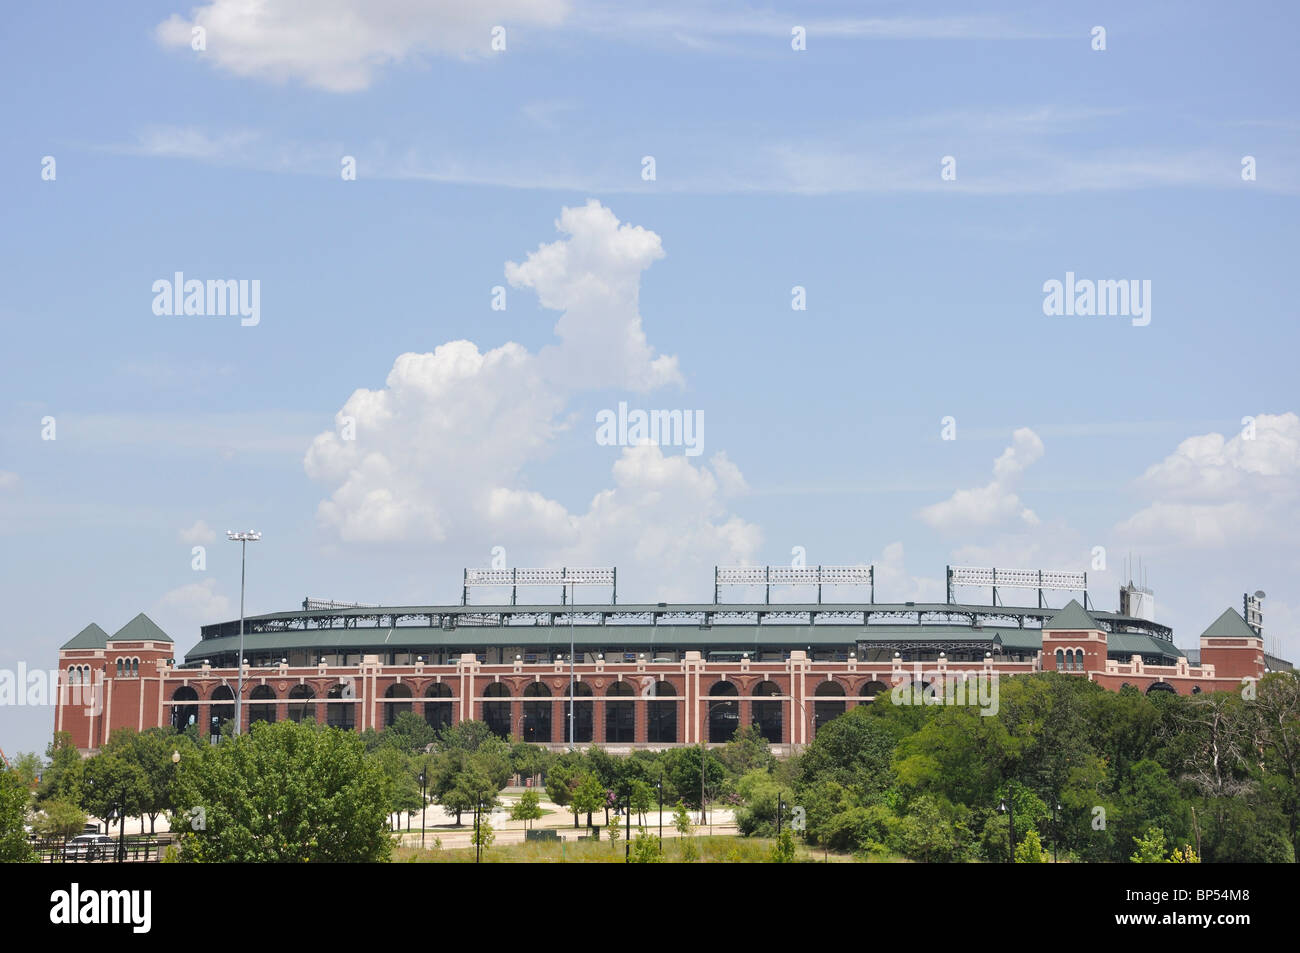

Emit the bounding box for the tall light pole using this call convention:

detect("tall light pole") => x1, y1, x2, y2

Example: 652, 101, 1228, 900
226, 530, 261, 737
564, 577, 577, 749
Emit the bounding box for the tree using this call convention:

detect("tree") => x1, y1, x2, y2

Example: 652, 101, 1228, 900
545, 762, 576, 827
8, 751, 42, 788
80, 753, 150, 849
1130, 826, 1169, 864
629, 826, 663, 863
721, 723, 776, 777
36, 732, 83, 806
1014, 828, 1047, 863
673, 799, 694, 838
105, 727, 182, 835
572, 773, 606, 828
171, 720, 391, 862
34, 800, 87, 849
770, 828, 796, 863
509, 789, 543, 830
0, 769, 35, 862
609, 812, 622, 845
438, 719, 496, 753
383, 711, 438, 755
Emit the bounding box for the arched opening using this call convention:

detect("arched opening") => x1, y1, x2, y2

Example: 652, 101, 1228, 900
423, 682, 453, 733
170, 685, 198, 733
116, 659, 124, 677
1146, 681, 1176, 696
248, 684, 277, 725
131, 658, 139, 678
751, 681, 783, 744
522, 682, 552, 743
384, 683, 413, 727
564, 682, 594, 744
859, 680, 888, 701
483, 682, 512, 738
814, 681, 846, 734
209, 685, 235, 739
287, 684, 316, 723
708, 681, 739, 743
326, 681, 355, 730
606, 681, 635, 743
1055, 649, 1065, 671
647, 681, 676, 744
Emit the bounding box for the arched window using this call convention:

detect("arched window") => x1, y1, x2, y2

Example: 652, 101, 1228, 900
564, 682, 594, 744
326, 681, 354, 730
288, 684, 316, 723
606, 681, 635, 743
423, 682, 453, 733
131, 658, 139, 678
860, 680, 889, 700
116, 659, 123, 677
751, 681, 783, 743
170, 685, 199, 733
708, 681, 739, 743
249, 684, 276, 725
646, 681, 676, 744
384, 683, 413, 727
68, 667, 78, 686
210, 685, 235, 738
1055, 649, 1065, 671
522, 682, 552, 743
814, 681, 846, 734
1074, 650, 1084, 672
483, 682, 512, 738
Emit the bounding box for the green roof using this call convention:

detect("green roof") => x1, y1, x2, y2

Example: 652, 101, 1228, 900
1200, 608, 1258, 640
110, 612, 172, 644
1043, 599, 1098, 631
61, 623, 109, 650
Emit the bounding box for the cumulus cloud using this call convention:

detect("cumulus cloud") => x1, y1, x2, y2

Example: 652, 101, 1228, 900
870, 542, 945, 603
153, 579, 233, 639
179, 519, 217, 544
155, 0, 570, 92
305, 201, 757, 597
1118, 413, 1300, 548
920, 428, 1044, 531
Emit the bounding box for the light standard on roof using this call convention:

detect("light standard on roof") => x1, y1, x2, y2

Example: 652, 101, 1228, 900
226, 530, 261, 737
563, 576, 578, 749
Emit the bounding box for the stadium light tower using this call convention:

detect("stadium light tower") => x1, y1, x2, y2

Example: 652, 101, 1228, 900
226, 530, 261, 737
563, 576, 578, 749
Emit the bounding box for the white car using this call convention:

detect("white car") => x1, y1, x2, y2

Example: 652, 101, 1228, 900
64, 834, 116, 861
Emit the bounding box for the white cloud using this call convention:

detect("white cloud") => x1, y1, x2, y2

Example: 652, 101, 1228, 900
870, 542, 944, 603
920, 428, 1044, 531
1119, 413, 1300, 548
155, 0, 570, 92
179, 520, 217, 544
154, 579, 232, 630
305, 201, 757, 597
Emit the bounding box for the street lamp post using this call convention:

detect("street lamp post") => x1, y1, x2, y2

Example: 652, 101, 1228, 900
418, 770, 428, 848
656, 776, 663, 848
226, 530, 261, 737
1052, 800, 1061, 863
999, 795, 1016, 863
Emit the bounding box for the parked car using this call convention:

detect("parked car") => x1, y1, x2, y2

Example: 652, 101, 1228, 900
64, 834, 116, 861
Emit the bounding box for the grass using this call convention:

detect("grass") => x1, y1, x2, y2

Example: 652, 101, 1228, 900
393, 835, 861, 863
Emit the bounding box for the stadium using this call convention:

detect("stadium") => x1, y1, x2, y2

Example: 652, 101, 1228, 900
54, 564, 1290, 755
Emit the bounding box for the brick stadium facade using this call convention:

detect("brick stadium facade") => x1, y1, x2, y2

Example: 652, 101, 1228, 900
54, 586, 1286, 755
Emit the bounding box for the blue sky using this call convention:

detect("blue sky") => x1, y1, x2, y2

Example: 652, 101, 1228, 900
2, 1, 1298, 755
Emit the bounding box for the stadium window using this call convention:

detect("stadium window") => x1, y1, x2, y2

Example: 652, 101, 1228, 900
116, 658, 123, 677
646, 681, 676, 743
751, 681, 783, 743
131, 658, 139, 677
1055, 649, 1065, 671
